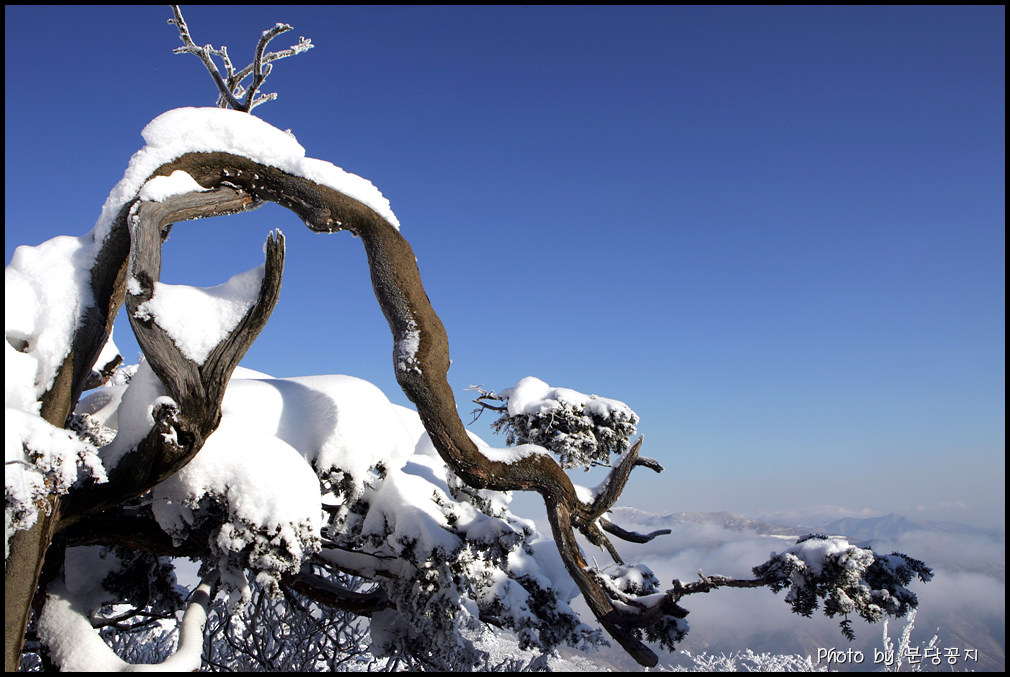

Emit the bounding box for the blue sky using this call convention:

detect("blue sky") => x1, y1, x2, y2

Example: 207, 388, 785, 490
5, 6, 1004, 528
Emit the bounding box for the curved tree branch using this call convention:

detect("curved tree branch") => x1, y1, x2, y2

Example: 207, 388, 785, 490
671, 573, 774, 600
17, 150, 674, 669
59, 186, 281, 528
599, 518, 672, 545
116, 151, 679, 667
283, 568, 390, 617
169, 5, 312, 112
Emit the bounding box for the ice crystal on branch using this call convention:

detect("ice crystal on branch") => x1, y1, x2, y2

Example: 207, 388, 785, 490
169, 5, 313, 113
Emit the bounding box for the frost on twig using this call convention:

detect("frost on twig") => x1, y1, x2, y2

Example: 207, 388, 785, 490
168, 5, 313, 113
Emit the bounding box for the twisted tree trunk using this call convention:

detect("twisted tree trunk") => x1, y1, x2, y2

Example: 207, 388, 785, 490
6, 151, 670, 670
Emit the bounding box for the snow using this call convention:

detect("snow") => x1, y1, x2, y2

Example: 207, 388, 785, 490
37, 547, 211, 672
144, 373, 425, 604
5, 235, 97, 407
95, 107, 399, 243
151, 415, 322, 605
4, 409, 107, 558
472, 439, 553, 466
230, 365, 273, 380
75, 385, 126, 430
489, 376, 639, 470
37, 576, 136, 672
215, 374, 417, 488
4, 411, 105, 496
93, 329, 121, 370
394, 317, 421, 375
782, 535, 857, 576
5, 233, 110, 558
573, 482, 597, 504
98, 360, 169, 469
4, 238, 112, 554
137, 170, 209, 202
133, 263, 266, 364
501, 376, 633, 423
359, 469, 462, 557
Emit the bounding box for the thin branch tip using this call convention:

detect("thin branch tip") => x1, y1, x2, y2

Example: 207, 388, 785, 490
168, 5, 312, 113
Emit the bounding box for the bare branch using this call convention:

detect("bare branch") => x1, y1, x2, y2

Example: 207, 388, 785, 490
467, 385, 507, 422
670, 572, 773, 601
60, 504, 206, 559
84, 353, 123, 390
599, 517, 671, 544
245, 24, 292, 111
168, 5, 312, 112
545, 501, 661, 666
573, 437, 665, 566
635, 455, 664, 472
283, 568, 390, 617
587, 436, 652, 518
169, 5, 244, 111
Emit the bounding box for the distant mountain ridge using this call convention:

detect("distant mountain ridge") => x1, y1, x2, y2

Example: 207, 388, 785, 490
610, 506, 1004, 544
819, 512, 1004, 543
609, 506, 811, 538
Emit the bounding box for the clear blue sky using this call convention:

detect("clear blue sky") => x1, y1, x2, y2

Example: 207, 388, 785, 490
5, 6, 1005, 528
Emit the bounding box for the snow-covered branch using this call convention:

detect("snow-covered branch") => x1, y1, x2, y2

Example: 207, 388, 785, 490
59, 188, 283, 529
36, 564, 214, 673
661, 533, 934, 642
751, 534, 933, 640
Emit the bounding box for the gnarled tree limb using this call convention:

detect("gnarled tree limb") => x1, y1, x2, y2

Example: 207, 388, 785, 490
599, 518, 672, 545
59, 187, 282, 529
11, 151, 674, 669
6, 185, 263, 670
124, 151, 679, 667
284, 568, 390, 617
